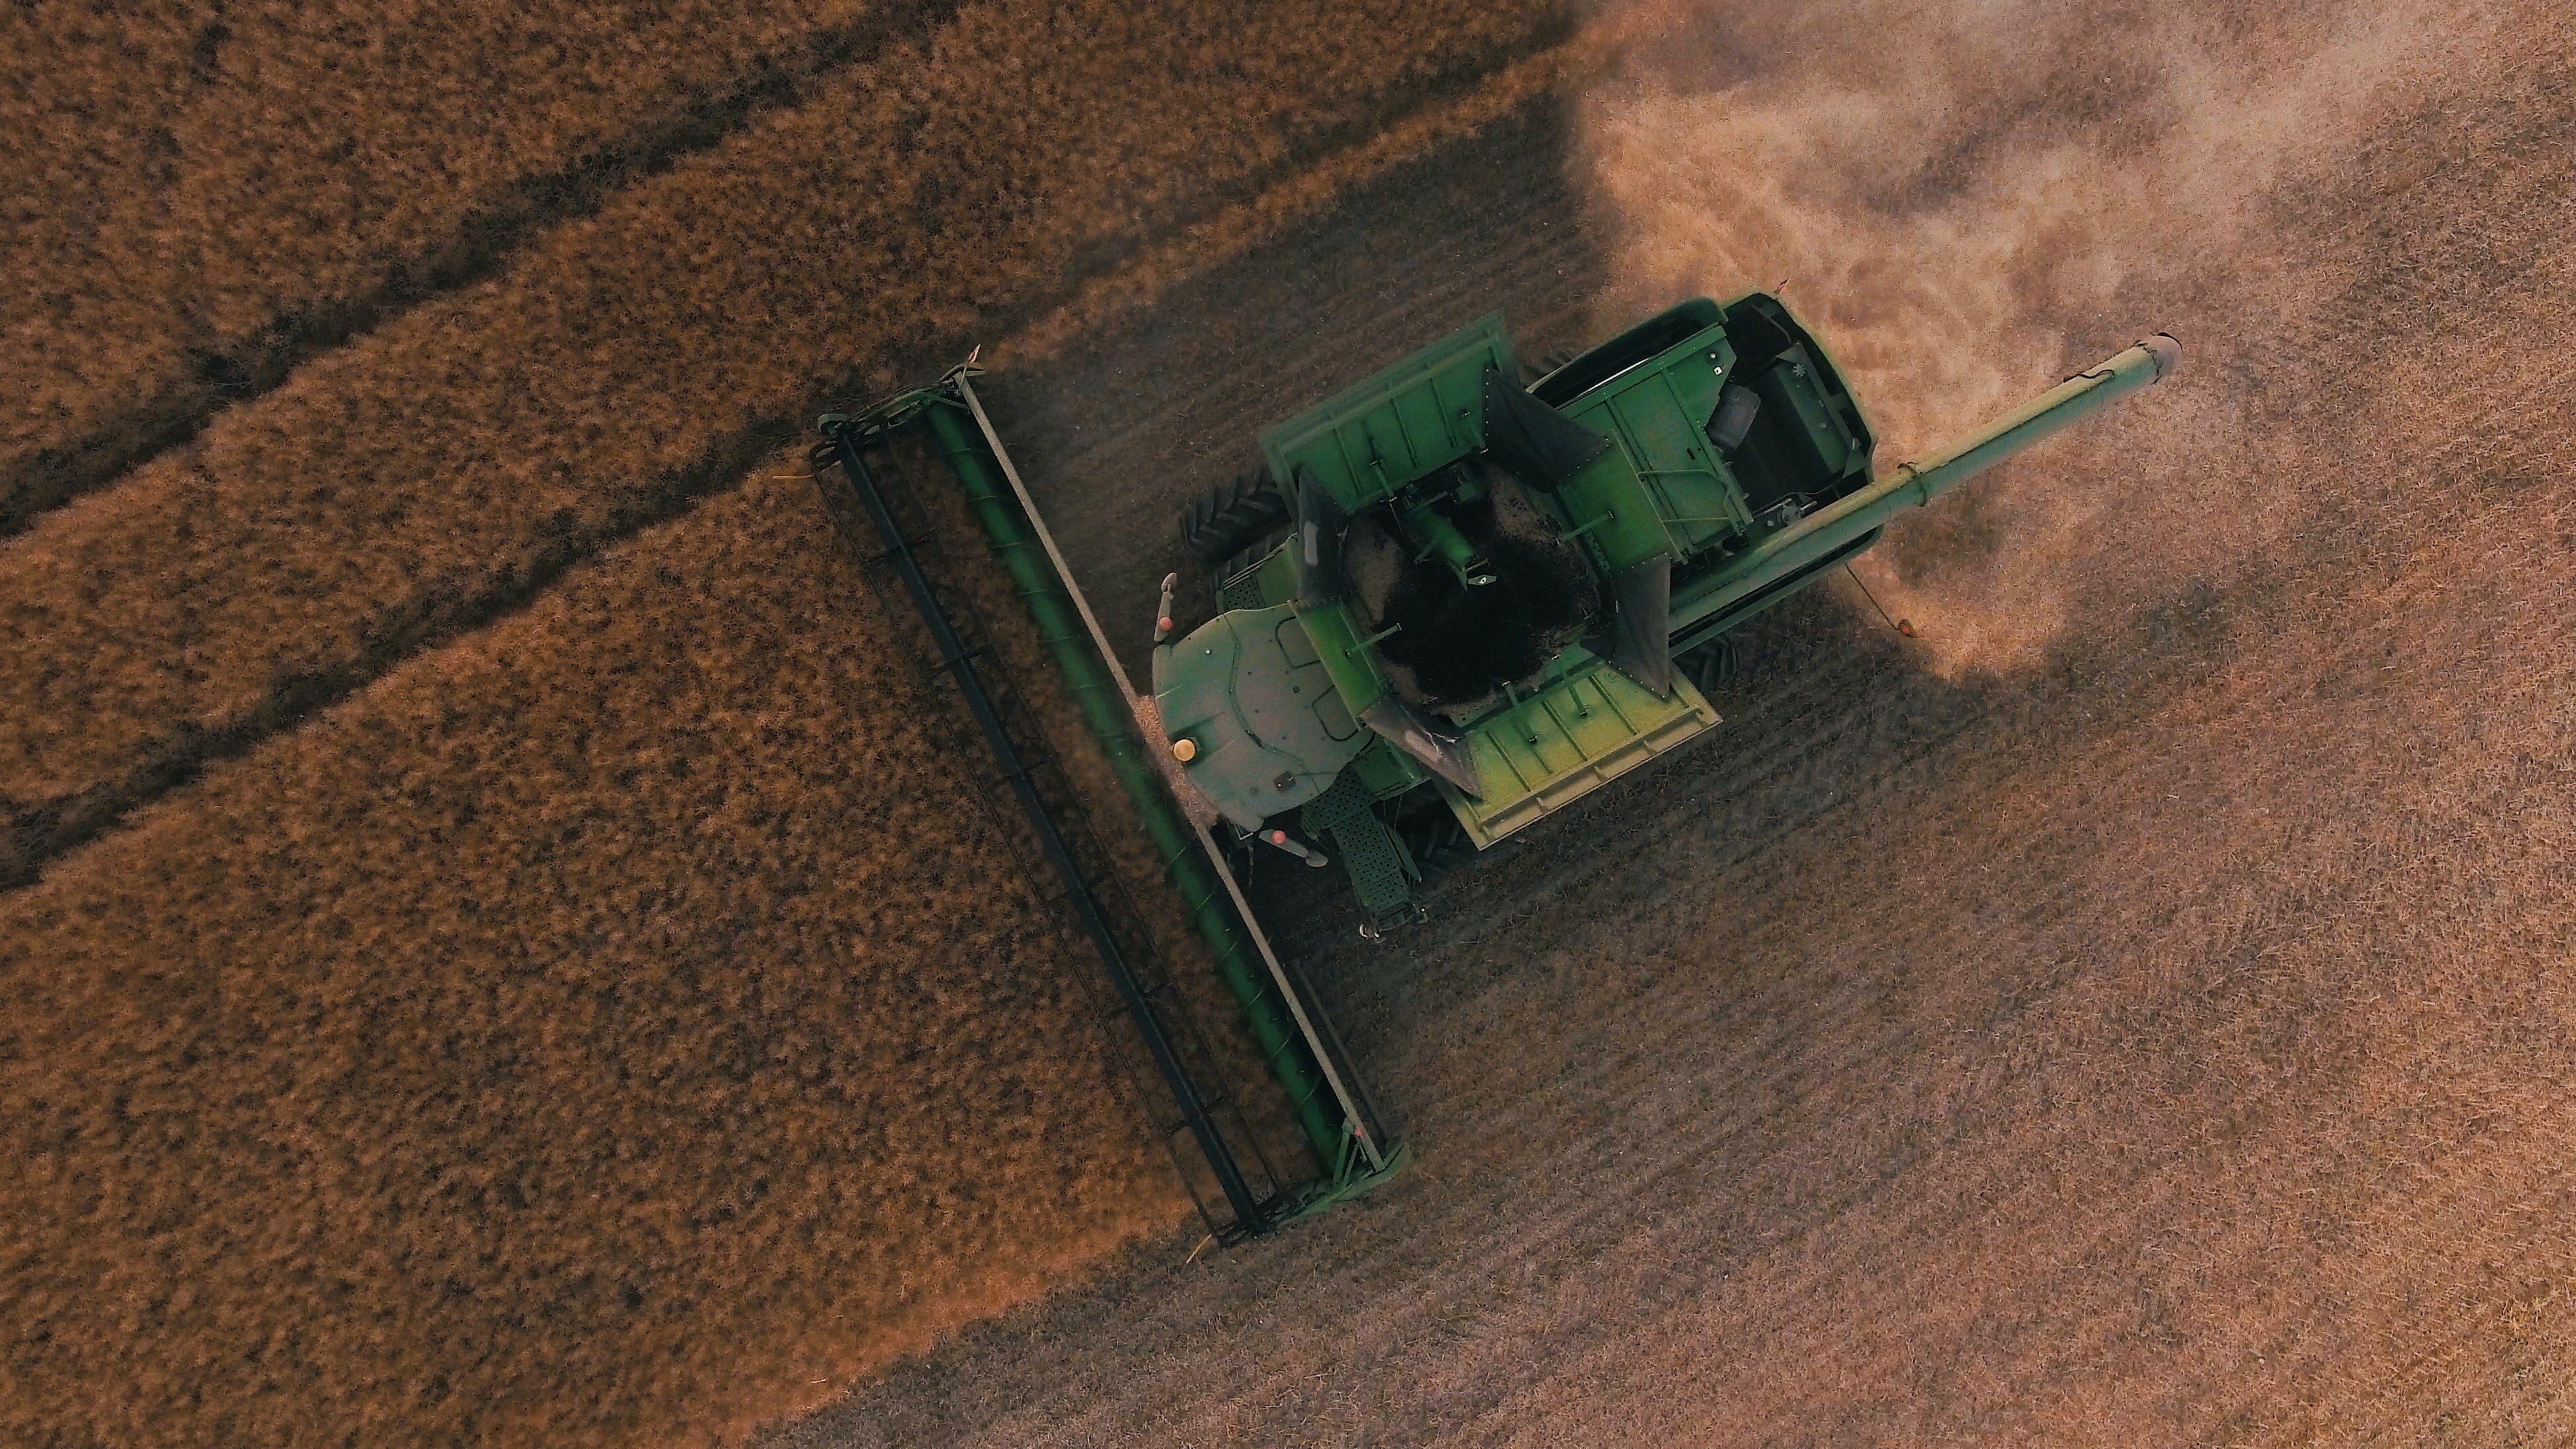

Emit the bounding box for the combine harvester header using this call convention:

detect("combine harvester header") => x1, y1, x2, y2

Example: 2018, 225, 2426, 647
810, 371, 1401, 1242
810, 292, 2176, 1237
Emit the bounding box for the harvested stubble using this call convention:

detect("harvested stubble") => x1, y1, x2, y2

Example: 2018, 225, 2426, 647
0, 470, 1193, 1449
784, 246, 2576, 1449
1395, 479, 2576, 1447
2, 0, 907, 529
0, 0, 1564, 888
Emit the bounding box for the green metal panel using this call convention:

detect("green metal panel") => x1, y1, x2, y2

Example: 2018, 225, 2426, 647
1602, 344, 1728, 474
1670, 529, 1881, 655
1633, 462, 1750, 557
1437, 657, 1720, 848
1752, 349, 1859, 479
1683, 335, 2180, 615
1152, 603, 1370, 833
1216, 568, 1268, 613
1548, 448, 1673, 574
1300, 773, 1418, 922
1201, 541, 1399, 779
1218, 537, 1297, 612
1715, 292, 1878, 488
1258, 314, 1513, 509
1669, 508, 1882, 639
1228, 304, 2178, 880
1291, 595, 1391, 720
1532, 297, 1726, 405
1346, 734, 1431, 799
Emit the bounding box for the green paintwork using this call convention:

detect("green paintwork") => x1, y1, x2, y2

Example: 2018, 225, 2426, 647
1668, 327, 2176, 641
1438, 651, 1721, 848
1258, 314, 1513, 509
1161, 292, 2177, 920
913, 399, 1350, 1168
1345, 733, 1431, 801
1299, 773, 1419, 919
1294, 595, 1391, 720
1152, 602, 1369, 833
1549, 333, 1739, 568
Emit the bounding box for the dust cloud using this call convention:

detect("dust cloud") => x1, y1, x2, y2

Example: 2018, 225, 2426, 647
1572, 0, 2496, 672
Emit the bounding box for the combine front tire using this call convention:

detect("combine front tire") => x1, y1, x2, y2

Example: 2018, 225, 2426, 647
1180, 469, 1289, 569
1678, 634, 1753, 694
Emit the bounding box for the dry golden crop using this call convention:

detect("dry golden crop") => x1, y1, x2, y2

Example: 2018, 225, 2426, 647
3, 13, 1574, 1440
1, 0, 897, 529
0, 0, 1563, 888
0, 470, 1197, 1449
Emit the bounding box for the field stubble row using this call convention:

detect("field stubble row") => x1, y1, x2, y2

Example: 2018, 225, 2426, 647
0, 0, 1565, 888
798, 297, 2576, 1449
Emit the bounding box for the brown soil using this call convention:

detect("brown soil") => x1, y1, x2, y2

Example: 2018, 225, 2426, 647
7, 0, 2572, 1445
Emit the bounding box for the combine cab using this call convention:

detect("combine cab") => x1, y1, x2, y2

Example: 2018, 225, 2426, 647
807, 292, 2174, 1238
1160, 293, 2178, 924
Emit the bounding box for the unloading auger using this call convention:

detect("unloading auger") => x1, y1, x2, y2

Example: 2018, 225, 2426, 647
1158, 294, 2178, 925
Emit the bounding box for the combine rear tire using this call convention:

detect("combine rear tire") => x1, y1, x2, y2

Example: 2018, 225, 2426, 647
1179, 469, 1289, 569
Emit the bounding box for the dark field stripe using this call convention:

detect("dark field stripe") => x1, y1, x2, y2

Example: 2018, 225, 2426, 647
0, 3, 958, 541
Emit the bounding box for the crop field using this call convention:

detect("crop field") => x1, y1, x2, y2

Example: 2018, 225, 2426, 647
5, 0, 2571, 1446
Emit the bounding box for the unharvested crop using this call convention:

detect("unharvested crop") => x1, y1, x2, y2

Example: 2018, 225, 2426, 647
3, 0, 904, 528
1, 472, 1191, 1449
0, 0, 1563, 887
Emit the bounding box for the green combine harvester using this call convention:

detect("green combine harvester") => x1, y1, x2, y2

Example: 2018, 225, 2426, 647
811, 292, 2176, 1238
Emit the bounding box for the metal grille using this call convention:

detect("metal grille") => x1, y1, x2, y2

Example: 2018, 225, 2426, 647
1300, 772, 1417, 922
1218, 567, 1268, 613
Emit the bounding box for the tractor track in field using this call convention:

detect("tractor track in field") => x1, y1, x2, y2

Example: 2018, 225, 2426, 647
0, 15, 1576, 893
0, 3, 965, 541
